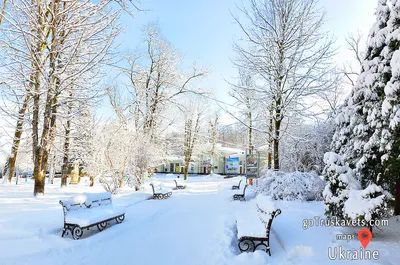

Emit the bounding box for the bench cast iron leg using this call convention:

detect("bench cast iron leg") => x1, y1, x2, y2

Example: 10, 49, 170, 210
238, 238, 255, 252
72, 225, 83, 240
61, 224, 72, 238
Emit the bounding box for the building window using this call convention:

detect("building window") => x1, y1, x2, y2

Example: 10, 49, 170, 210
214, 166, 218, 169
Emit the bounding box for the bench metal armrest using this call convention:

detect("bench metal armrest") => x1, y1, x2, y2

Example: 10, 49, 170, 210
59, 200, 68, 223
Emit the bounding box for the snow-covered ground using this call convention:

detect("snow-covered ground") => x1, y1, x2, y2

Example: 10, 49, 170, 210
1, 174, 399, 265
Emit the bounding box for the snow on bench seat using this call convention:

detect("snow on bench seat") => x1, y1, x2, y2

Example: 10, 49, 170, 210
236, 195, 281, 255
256, 195, 277, 213
150, 183, 172, 199
59, 192, 126, 239
157, 188, 172, 194
65, 204, 125, 227
237, 207, 271, 238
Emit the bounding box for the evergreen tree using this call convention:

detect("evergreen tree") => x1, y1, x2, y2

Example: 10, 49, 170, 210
355, 0, 392, 187
331, 0, 390, 174
325, 0, 391, 219
323, 152, 359, 218
343, 184, 388, 232
381, 0, 400, 213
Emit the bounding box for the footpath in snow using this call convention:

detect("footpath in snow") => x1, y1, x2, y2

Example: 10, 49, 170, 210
1, 175, 400, 265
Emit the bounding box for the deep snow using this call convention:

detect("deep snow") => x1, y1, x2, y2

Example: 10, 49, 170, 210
1, 174, 400, 265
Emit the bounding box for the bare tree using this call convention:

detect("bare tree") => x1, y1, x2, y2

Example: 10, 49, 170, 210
121, 23, 208, 141
317, 71, 346, 116
229, 69, 261, 155
208, 114, 219, 174
232, 0, 335, 170
342, 32, 365, 87
0, 0, 122, 195
183, 100, 204, 180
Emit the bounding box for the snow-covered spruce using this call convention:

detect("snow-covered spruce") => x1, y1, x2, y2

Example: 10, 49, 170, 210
323, 152, 359, 219
378, 0, 400, 195
255, 170, 325, 201
326, 0, 397, 220
343, 184, 388, 226
330, 0, 391, 182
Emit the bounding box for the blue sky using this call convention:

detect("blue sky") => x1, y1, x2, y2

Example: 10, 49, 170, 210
117, 0, 241, 100
102, 0, 378, 122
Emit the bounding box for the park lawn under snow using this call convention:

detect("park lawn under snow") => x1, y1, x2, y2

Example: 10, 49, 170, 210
1, 175, 400, 265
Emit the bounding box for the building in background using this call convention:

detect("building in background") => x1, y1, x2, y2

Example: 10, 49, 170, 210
155, 144, 246, 175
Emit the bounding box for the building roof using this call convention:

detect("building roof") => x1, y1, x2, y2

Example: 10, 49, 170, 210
215, 144, 244, 155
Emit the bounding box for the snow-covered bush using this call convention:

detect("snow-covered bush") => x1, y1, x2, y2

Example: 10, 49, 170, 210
344, 184, 388, 225
126, 170, 150, 191
255, 170, 325, 201
99, 171, 124, 194
323, 152, 359, 218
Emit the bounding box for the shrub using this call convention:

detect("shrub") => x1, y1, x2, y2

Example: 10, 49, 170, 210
255, 170, 325, 201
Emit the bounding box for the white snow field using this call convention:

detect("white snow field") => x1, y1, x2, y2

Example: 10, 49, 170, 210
1, 174, 400, 265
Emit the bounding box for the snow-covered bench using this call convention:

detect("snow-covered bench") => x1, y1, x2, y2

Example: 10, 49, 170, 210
232, 179, 243, 190
233, 184, 248, 201
173, 179, 187, 190
236, 195, 281, 255
150, 183, 172, 199
59, 192, 125, 240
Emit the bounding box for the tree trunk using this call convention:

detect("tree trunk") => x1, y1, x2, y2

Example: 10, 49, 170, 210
34, 171, 45, 195
33, 144, 45, 196
183, 114, 200, 180
184, 160, 189, 180
32, 77, 40, 165
34, 94, 58, 195
248, 111, 253, 154
33, 92, 57, 196
7, 94, 30, 183
48, 152, 54, 184
273, 97, 282, 171
51, 152, 56, 184
209, 116, 218, 175
41, 97, 58, 177
61, 98, 71, 187
267, 152, 272, 169
32, 61, 43, 196
267, 104, 273, 169
272, 41, 284, 171
46, 100, 59, 186
61, 125, 70, 187
61, 174, 68, 187
119, 171, 124, 188
273, 120, 281, 170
